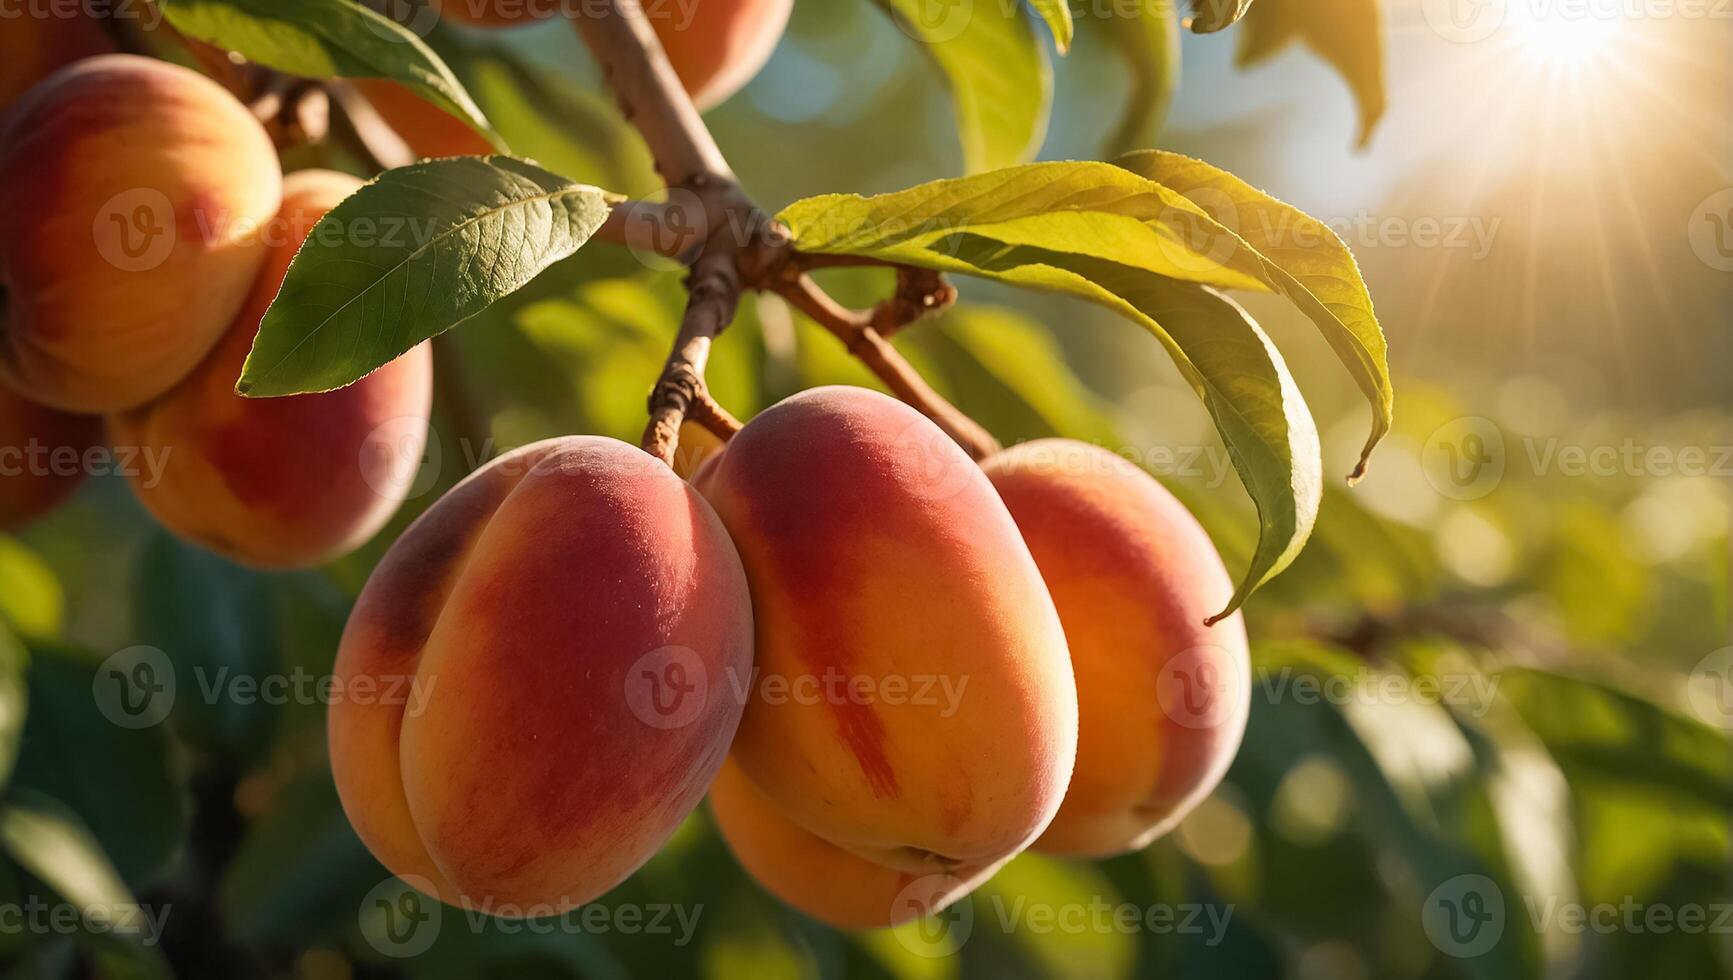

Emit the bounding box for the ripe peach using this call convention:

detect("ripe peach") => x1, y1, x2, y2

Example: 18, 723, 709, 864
0, 11, 111, 110
0, 382, 101, 530
0, 54, 281, 412
708, 758, 1001, 929
698, 386, 1077, 874
982, 439, 1250, 856
107, 171, 431, 570
647, 0, 793, 110
443, 0, 792, 109
330, 437, 754, 914
352, 79, 493, 159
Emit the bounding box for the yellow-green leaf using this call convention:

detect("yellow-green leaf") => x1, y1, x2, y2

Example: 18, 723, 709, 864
876, 0, 1051, 172
1117, 150, 1393, 477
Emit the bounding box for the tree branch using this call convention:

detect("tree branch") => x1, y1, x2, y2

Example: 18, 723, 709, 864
573, 0, 993, 466
776, 274, 999, 461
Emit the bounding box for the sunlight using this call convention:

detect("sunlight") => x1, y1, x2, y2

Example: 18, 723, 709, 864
1505, 4, 1624, 68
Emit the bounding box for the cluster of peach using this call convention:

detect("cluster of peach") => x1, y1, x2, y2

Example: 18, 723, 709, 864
0, 31, 430, 566
331, 387, 1249, 928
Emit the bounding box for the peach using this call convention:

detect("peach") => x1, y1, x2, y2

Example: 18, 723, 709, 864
329, 436, 754, 914
0, 54, 281, 412
646, 0, 793, 110
0, 382, 101, 530
0, 10, 111, 111
107, 170, 429, 569
982, 440, 1250, 856
444, 0, 793, 109
352, 79, 493, 159
708, 758, 1001, 929
698, 386, 1076, 874
672, 419, 725, 482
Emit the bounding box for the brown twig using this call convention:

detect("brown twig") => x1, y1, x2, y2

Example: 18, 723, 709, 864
572, 0, 993, 465
777, 274, 999, 460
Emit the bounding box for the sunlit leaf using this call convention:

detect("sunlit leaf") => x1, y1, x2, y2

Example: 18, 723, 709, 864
158, 0, 495, 143
0, 535, 62, 640
1027, 0, 1075, 51
239, 156, 612, 397
1116, 150, 1393, 476
875, 0, 1051, 172
1235, 0, 1386, 146
779, 161, 1271, 292
1189, 0, 1255, 33
782, 168, 1333, 615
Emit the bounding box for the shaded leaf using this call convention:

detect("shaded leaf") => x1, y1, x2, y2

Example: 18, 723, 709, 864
0, 792, 171, 978
134, 534, 279, 764
240, 156, 612, 397
875, 0, 1051, 172
1088, 0, 1182, 156
0, 626, 24, 791
1235, 0, 1386, 146
218, 768, 381, 946
1116, 150, 1393, 476
10, 643, 188, 889
1499, 668, 1733, 811
159, 0, 495, 143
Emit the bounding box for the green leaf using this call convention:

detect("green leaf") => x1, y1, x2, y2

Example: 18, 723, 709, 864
10, 643, 188, 889
1189, 0, 1256, 33
919, 304, 1121, 447
1115, 150, 1393, 477
1026, 0, 1075, 51
0, 792, 172, 979
1087, 0, 1181, 156
1499, 668, 1733, 811
0, 536, 61, 641
239, 156, 612, 397
1235, 0, 1386, 146
158, 0, 496, 144
875, 0, 1051, 172
778, 161, 1271, 293
781, 173, 1321, 616
217, 769, 381, 946
0, 627, 25, 791
133, 534, 280, 764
